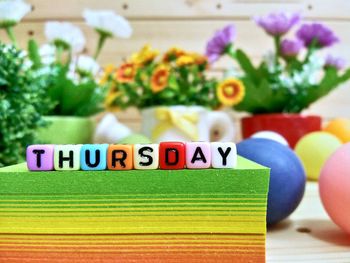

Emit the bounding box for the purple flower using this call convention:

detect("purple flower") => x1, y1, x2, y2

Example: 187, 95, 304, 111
205, 24, 236, 63
254, 12, 300, 36
325, 54, 346, 70
280, 39, 303, 57
296, 23, 339, 48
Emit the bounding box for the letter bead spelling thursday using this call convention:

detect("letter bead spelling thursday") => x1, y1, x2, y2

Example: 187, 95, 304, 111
26, 142, 237, 171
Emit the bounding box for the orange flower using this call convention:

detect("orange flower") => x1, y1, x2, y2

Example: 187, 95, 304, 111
151, 65, 170, 93
116, 63, 137, 83
163, 47, 186, 62
217, 78, 245, 106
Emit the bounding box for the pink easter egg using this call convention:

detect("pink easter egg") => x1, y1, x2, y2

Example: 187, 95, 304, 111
319, 143, 350, 234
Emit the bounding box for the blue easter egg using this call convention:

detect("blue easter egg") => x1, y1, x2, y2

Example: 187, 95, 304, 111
237, 138, 306, 225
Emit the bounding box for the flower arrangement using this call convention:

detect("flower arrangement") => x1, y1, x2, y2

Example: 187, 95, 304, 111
0, 0, 134, 164
38, 9, 132, 116
104, 45, 245, 110
206, 12, 350, 114
1, 1, 133, 116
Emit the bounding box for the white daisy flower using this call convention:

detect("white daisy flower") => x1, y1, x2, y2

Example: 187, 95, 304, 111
66, 70, 80, 84
39, 44, 56, 65
293, 54, 324, 85
71, 54, 100, 76
83, 9, 132, 38
45, 21, 86, 53
0, 0, 31, 27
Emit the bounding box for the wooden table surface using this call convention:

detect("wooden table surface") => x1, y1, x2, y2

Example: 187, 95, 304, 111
267, 182, 350, 262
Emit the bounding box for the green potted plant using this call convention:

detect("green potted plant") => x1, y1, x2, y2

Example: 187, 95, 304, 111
1, 2, 133, 144
0, 42, 51, 167
37, 9, 133, 144
104, 45, 244, 142
205, 12, 350, 148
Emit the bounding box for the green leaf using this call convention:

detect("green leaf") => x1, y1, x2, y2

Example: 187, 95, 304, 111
61, 80, 96, 115
160, 88, 176, 99
46, 66, 66, 112
313, 67, 350, 101
319, 67, 339, 93
44, 64, 105, 116
234, 77, 288, 114
286, 59, 303, 73
234, 77, 261, 112
168, 75, 179, 90
286, 67, 350, 113
339, 68, 350, 83
75, 87, 105, 116
235, 49, 259, 84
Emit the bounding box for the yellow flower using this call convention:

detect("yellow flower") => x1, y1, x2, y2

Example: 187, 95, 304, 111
105, 86, 122, 111
217, 78, 245, 106
104, 64, 117, 75
190, 52, 208, 66
151, 64, 170, 93
131, 44, 159, 65
99, 64, 117, 85
116, 63, 137, 83
163, 46, 186, 62
176, 55, 195, 67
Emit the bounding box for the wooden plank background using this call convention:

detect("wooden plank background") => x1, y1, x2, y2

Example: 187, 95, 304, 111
2, 0, 350, 133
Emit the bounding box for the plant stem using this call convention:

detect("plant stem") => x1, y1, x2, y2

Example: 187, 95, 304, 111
303, 39, 317, 64
5, 27, 17, 47
225, 44, 236, 60
67, 48, 72, 64
94, 33, 108, 60
274, 36, 281, 66
285, 57, 296, 73
56, 45, 63, 64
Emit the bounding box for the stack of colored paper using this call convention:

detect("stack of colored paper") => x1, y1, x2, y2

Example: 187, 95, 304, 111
0, 156, 269, 262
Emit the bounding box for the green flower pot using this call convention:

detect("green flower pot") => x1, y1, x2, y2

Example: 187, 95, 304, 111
37, 116, 95, 144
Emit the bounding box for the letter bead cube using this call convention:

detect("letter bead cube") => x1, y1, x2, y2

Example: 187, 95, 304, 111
186, 142, 211, 169
81, 144, 108, 171
159, 142, 186, 170
27, 145, 54, 171
54, 145, 82, 171
107, 144, 133, 170
211, 142, 237, 168
134, 144, 159, 170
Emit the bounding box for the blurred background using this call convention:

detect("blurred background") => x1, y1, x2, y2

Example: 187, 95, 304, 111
2, 0, 349, 133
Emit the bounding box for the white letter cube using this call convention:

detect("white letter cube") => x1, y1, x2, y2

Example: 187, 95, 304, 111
133, 144, 159, 170
54, 145, 82, 171
211, 142, 237, 168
